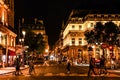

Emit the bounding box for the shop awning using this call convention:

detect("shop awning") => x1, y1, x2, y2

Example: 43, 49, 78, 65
8, 50, 16, 56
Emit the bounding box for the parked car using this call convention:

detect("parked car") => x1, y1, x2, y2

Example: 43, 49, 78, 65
34, 58, 44, 64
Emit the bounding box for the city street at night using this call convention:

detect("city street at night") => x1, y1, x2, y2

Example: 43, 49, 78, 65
0, 0, 120, 80
0, 64, 120, 80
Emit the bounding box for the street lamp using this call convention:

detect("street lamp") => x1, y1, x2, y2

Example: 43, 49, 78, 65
22, 30, 26, 38
22, 30, 26, 67
22, 30, 26, 45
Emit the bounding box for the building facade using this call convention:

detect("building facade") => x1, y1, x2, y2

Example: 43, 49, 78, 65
0, 0, 17, 67
62, 10, 120, 64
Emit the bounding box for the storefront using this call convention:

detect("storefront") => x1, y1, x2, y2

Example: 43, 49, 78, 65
8, 49, 16, 66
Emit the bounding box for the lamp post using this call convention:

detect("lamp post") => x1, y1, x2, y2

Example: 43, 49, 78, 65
22, 30, 26, 40
22, 30, 26, 67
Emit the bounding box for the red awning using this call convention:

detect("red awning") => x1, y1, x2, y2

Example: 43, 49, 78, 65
8, 50, 16, 56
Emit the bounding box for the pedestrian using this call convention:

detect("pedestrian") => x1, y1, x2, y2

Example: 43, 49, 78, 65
99, 55, 107, 74
14, 57, 21, 76
66, 59, 71, 73
88, 57, 97, 77
28, 60, 35, 75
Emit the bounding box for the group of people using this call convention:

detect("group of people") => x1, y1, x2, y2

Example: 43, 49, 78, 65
66, 55, 108, 76
88, 55, 108, 77
14, 55, 108, 76
14, 56, 35, 76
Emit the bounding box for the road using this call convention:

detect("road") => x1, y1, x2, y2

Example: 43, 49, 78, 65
0, 64, 120, 80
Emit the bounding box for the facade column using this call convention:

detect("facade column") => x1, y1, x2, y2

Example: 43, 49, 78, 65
5, 35, 8, 64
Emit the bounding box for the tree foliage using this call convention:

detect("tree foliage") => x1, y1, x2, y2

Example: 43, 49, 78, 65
84, 21, 119, 46
23, 27, 46, 54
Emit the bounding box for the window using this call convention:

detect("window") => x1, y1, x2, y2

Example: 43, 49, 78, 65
78, 38, 82, 45
72, 25, 75, 29
79, 25, 82, 30
71, 38, 75, 45
91, 23, 94, 27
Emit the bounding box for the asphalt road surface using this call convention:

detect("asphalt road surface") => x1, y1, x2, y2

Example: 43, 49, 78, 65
0, 64, 120, 80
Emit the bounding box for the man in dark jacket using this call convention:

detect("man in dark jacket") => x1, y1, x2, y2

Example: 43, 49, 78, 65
88, 57, 97, 77
99, 55, 107, 74
14, 57, 21, 75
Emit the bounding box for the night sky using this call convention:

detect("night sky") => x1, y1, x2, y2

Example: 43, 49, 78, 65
14, 0, 120, 47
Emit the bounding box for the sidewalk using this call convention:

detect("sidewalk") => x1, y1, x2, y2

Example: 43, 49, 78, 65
0, 65, 29, 75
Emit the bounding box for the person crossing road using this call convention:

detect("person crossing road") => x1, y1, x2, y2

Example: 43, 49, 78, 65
88, 57, 97, 77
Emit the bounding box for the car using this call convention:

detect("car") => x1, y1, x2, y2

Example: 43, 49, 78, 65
34, 58, 44, 64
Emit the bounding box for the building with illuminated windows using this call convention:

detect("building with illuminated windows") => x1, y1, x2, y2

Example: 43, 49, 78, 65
0, 0, 17, 67
61, 10, 120, 64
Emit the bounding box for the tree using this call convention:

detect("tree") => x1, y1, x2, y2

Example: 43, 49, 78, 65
34, 33, 46, 54
84, 21, 119, 58
84, 21, 119, 46
104, 21, 119, 46
23, 27, 46, 54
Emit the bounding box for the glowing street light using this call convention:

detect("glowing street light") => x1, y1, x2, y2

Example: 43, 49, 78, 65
22, 30, 26, 38
45, 49, 48, 53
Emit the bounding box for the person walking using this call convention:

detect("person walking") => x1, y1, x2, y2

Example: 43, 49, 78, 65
99, 55, 107, 74
14, 57, 21, 76
28, 60, 35, 75
66, 59, 71, 73
88, 57, 97, 77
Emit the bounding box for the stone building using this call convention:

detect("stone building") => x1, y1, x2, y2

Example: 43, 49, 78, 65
62, 10, 120, 64
0, 0, 17, 67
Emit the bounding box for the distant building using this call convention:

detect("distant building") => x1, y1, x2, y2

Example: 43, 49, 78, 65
21, 18, 49, 55
61, 10, 120, 63
0, 0, 17, 66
